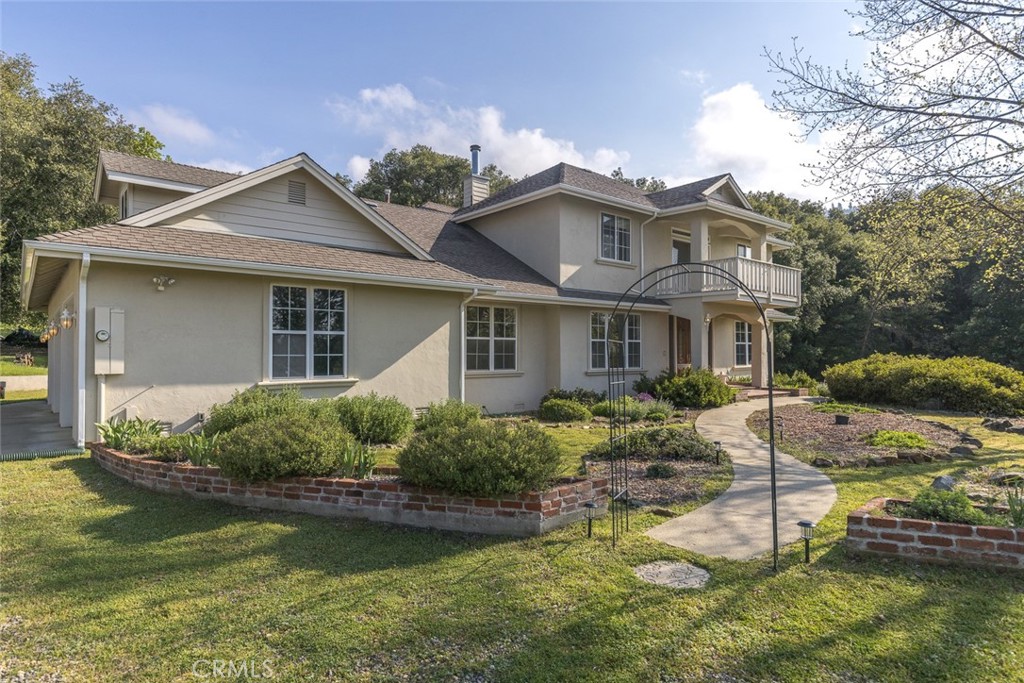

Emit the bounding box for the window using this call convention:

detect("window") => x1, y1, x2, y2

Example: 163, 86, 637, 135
271, 285, 346, 379
466, 305, 517, 371
590, 312, 641, 370
737, 243, 752, 259
735, 321, 752, 366
119, 187, 130, 220
600, 213, 631, 262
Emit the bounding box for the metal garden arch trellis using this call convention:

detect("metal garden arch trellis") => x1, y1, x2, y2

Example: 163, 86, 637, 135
604, 262, 781, 571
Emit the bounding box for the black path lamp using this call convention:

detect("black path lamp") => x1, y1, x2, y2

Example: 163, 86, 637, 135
584, 501, 598, 538
713, 441, 723, 465
797, 520, 816, 563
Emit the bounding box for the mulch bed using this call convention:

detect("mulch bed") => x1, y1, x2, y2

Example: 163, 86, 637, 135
585, 459, 722, 506
748, 404, 966, 467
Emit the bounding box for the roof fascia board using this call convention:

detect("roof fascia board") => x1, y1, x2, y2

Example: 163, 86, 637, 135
475, 291, 669, 312
124, 154, 435, 262
105, 171, 207, 194
704, 175, 753, 211
23, 241, 493, 295
658, 201, 791, 231
454, 185, 656, 223
20, 245, 43, 309
92, 156, 105, 202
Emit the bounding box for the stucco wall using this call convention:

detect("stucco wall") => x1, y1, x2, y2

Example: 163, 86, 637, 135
83, 263, 462, 439
465, 303, 550, 414
557, 196, 646, 293
469, 196, 561, 284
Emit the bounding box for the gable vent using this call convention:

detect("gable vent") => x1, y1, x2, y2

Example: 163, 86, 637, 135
287, 180, 306, 205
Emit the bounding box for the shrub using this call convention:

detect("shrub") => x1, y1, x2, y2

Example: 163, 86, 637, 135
902, 489, 995, 526
823, 353, 1024, 416
591, 397, 645, 422
397, 421, 560, 497
641, 399, 676, 419
216, 412, 353, 483
645, 411, 668, 423
1007, 487, 1024, 528
653, 368, 736, 409
97, 417, 164, 450
541, 387, 606, 407
203, 387, 320, 436
811, 401, 880, 415
866, 429, 930, 449
338, 441, 376, 479
414, 399, 480, 432
538, 398, 593, 422
589, 427, 718, 462
645, 462, 676, 479
773, 370, 819, 394
335, 393, 413, 444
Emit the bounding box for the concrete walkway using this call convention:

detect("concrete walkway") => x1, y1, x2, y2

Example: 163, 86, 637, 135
1, 400, 76, 455
1, 375, 48, 392
647, 397, 837, 560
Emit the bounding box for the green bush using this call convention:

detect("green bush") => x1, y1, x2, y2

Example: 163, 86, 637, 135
338, 441, 376, 479
773, 370, 819, 394
538, 398, 593, 422
823, 354, 1024, 416
591, 397, 645, 422
902, 489, 995, 526
645, 462, 676, 479
97, 417, 165, 450
1007, 487, 1024, 528
216, 412, 353, 483
640, 399, 676, 419
123, 432, 221, 465
589, 427, 718, 462
397, 421, 560, 497
653, 368, 736, 409
645, 411, 668, 423
541, 387, 606, 407
811, 401, 880, 414
203, 387, 328, 436
866, 429, 931, 449
414, 399, 480, 432
335, 393, 413, 444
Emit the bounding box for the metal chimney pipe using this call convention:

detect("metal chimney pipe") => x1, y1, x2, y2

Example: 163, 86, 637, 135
470, 144, 481, 175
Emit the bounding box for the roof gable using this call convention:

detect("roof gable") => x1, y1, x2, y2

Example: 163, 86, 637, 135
123, 154, 434, 261
94, 150, 240, 203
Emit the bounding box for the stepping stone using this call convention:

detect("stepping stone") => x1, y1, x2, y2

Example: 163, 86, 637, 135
633, 561, 710, 589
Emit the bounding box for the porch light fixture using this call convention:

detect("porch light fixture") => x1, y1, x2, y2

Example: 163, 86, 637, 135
797, 520, 816, 564
584, 501, 598, 538
47, 319, 59, 337
153, 275, 176, 291
704, 313, 712, 326
59, 308, 75, 330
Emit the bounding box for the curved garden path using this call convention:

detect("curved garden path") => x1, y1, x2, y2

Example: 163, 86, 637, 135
647, 397, 837, 560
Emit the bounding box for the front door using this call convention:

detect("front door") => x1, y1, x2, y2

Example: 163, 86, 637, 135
675, 317, 691, 367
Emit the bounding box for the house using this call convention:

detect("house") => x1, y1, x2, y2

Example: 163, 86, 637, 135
21, 147, 801, 446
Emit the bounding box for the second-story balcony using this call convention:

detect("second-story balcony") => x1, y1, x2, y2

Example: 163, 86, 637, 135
651, 257, 802, 306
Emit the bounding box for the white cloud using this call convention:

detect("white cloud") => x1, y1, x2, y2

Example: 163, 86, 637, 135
679, 69, 709, 86
327, 84, 629, 182
677, 82, 833, 201
131, 104, 217, 146
188, 158, 252, 174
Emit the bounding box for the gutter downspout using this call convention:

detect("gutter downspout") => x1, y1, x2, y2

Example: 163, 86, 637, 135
76, 253, 91, 448
459, 288, 480, 402
638, 212, 659, 292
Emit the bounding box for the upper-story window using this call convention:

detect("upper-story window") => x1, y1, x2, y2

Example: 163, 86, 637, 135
737, 243, 752, 259
270, 285, 346, 379
467, 305, 517, 372
600, 213, 631, 263
119, 187, 131, 220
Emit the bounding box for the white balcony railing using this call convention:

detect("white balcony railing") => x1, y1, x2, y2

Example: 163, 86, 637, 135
651, 257, 801, 305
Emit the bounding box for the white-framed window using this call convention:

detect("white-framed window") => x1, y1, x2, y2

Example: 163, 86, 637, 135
737, 243, 752, 259
590, 312, 641, 370
270, 285, 346, 379
600, 213, 631, 263
466, 305, 517, 371
735, 321, 752, 366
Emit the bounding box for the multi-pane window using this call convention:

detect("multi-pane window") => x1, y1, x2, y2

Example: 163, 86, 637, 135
271, 285, 345, 379
737, 243, 752, 259
735, 321, 752, 366
590, 312, 641, 370
600, 213, 631, 262
466, 306, 516, 371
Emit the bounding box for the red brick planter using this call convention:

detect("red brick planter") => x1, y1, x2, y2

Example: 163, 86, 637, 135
847, 497, 1024, 569
90, 444, 608, 537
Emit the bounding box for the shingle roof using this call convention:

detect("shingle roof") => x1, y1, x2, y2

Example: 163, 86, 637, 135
34, 224, 489, 286
453, 163, 731, 217
99, 150, 240, 188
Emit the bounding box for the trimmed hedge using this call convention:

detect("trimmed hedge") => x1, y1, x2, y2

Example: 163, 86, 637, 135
823, 353, 1024, 416
216, 412, 353, 483
589, 427, 718, 462
541, 387, 606, 407
335, 393, 413, 444
397, 420, 561, 497
538, 398, 593, 423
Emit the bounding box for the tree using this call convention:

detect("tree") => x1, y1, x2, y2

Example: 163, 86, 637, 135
0, 52, 164, 324
610, 167, 668, 193
481, 163, 518, 194
766, 1, 1024, 207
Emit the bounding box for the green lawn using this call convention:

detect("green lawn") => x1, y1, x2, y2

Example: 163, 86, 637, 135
0, 352, 48, 376
2, 417, 1023, 681
0, 389, 47, 403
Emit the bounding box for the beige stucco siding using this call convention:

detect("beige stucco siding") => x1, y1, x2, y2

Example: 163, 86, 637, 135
557, 196, 646, 292
164, 169, 406, 253
469, 196, 561, 284
82, 263, 462, 440
465, 303, 550, 413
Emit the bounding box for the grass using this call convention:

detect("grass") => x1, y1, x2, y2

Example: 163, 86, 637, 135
2, 418, 1024, 681
0, 389, 47, 403
865, 429, 932, 449
0, 354, 48, 376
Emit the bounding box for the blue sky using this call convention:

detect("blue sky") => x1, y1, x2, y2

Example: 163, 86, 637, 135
3, 1, 865, 200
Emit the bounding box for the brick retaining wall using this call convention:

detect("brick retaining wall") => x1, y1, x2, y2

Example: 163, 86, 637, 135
91, 444, 608, 537
847, 497, 1024, 569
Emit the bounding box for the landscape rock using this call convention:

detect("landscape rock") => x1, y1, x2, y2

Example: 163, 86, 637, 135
650, 507, 677, 518
960, 436, 984, 448
931, 475, 957, 491
812, 457, 835, 468
988, 472, 1024, 486
1008, 426, 1024, 436
897, 451, 922, 464
982, 418, 1013, 431
949, 445, 977, 457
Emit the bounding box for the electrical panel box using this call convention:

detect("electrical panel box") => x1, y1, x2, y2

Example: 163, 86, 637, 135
94, 306, 125, 375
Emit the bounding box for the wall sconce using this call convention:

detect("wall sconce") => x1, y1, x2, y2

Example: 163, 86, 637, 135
704, 313, 712, 326
59, 308, 75, 330
797, 520, 816, 563
153, 275, 176, 291
47, 319, 59, 337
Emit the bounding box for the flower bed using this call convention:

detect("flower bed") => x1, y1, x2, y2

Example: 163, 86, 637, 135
90, 444, 607, 537
847, 497, 1024, 569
